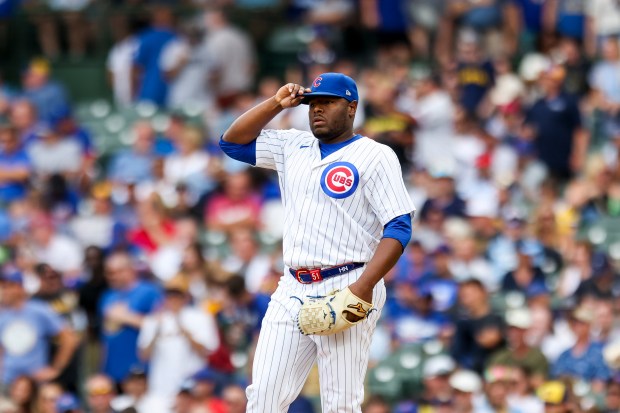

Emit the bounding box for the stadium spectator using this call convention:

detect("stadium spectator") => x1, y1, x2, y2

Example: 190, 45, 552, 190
107, 20, 140, 107
188, 368, 227, 413
487, 307, 549, 388
84, 374, 117, 413
202, 9, 256, 108
33, 263, 85, 392
525, 65, 588, 182
419, 354, 456, 407
35, 382, 64, 413
448, 369, 482, 413
0, 270, 79, 386
589, 37, 620, 142
543, 0, 586, 42
406, 70, 455, 172
451, 279, 505, 373
361, 394, 390, 413
586, 0, 620, 56
138, 275, 219, 399
25, 126, 83, 180
216, 275, 269, 354
8, 99, 40, 145
99, 251, 162, 384
454, 31, 495, 117
163, 126, 213, 197
536, 380, 572, 413
507, 365, 544, 413
108, 121, 157, 185
221, 384, 247, 413
111, 367, 169, 413
204, 169, 261, 233
552, 306, 611, 392
133, 5, 177, 107
24, 213, 83, 281
220, 228, 271, 294
8, 375, 38, 413
0, 124, 31, 205
161, 22, 215, 110
19, 59, 69, 123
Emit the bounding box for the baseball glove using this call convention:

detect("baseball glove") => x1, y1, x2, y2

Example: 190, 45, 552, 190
296, 287, 373, 336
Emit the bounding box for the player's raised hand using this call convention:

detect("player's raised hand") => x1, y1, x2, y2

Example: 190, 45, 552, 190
275, 83, 311, 109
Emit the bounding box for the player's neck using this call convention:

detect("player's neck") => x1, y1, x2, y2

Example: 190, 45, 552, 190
317, 130, 355, 145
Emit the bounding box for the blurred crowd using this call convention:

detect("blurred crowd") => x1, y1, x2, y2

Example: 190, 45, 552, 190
2, 0, 620, 413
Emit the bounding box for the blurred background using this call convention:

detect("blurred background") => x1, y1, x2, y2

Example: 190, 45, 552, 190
1, 0, 620, 412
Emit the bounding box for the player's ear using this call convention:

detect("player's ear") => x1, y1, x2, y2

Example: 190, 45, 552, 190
348, 101, 358, 118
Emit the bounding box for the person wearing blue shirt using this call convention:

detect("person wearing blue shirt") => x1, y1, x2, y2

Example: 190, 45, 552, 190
108, 121, 157, 184
0, 124, 31, 205
133, 6, 177, 106
0, 271, 79, 386
544, 0, 586, 40
552, 307, 611, 390
20, 58, 70, 123
99, 251, 162, 383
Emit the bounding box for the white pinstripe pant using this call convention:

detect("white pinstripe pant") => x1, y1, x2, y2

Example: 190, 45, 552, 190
246, 267, 386, 413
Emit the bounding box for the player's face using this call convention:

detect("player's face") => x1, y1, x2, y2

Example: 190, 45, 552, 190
308, 97, 356, 143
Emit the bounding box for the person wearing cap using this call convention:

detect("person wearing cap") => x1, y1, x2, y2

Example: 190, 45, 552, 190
449, 369, 483, 413
0, 123, 31, 206
0, 270, 79, 386
487, 307, 549, 388
84, 374, 117, 413
220, 71, 415, 413
477, 366, 513, 413
137, 275, 219, 399
551, 306, 611, 392
536, 381, 571, 413
419, 355, 456, 411
20, 58, 70, 123
56, 393, 82, 413
189, 368, 226, 413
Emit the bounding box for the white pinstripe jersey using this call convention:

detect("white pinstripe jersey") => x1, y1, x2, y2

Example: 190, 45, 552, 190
255, 128, 416, 269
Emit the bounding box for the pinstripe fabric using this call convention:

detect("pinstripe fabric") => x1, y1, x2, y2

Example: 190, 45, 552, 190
246, 128, 415, 413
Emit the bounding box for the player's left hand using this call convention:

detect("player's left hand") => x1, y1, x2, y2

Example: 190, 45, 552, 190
296, 287, 373, 336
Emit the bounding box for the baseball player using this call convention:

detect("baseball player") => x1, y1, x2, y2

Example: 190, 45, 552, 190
220, 72, 415, 413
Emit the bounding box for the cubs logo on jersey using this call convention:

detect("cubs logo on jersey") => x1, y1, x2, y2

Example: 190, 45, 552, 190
321, 161, 359, 199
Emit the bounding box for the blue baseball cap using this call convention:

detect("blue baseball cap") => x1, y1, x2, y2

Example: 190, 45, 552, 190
56, 393, 80, 412
192, 367, 218, 382
301, 73, 358, 104
2, 270, 23, 284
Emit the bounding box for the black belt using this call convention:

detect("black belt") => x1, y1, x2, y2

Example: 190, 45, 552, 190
289, 262, 365, 284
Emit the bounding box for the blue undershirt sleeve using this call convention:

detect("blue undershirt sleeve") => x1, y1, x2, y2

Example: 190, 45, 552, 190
382, 213, 412, 251
219, 136, 257, 166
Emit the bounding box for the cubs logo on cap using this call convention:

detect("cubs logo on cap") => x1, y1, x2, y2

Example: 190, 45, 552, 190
321, 162, 359, 199
302, 73, 359, 104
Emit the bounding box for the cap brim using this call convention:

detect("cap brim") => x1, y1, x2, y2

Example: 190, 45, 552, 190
301, 92, 353, 104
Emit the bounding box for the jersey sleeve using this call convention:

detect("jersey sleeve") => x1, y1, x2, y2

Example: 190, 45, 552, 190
254, 129, 290, 171
364, 146, 416, 226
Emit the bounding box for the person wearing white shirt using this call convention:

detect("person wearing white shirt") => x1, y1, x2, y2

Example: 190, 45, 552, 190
138, 276, 219, 400
163, 126, 212, 197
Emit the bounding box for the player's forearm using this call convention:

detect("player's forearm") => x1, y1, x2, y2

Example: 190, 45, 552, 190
222, 96, 284, 144
349, 238, 403, 302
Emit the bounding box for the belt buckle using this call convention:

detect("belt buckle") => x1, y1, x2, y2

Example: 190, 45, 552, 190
295, 269, 313, 284
295, 268, 323, 284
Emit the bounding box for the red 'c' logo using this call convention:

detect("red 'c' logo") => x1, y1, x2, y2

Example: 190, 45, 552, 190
326, 166, 353, 194
313, 77, 322, 88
